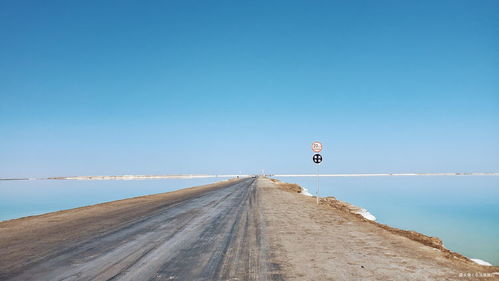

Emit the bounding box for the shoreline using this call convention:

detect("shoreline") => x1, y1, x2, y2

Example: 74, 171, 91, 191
262, 178, 499, 279
273, 178, 497, 267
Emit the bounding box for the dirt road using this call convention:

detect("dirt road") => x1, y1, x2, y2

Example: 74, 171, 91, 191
1, 177, 497, 280
0, 177, 280, 281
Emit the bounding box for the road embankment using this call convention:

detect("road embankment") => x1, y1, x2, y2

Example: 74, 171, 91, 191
262, 178, 499, 280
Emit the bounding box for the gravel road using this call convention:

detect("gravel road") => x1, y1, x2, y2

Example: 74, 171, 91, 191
0, 177, 280, 281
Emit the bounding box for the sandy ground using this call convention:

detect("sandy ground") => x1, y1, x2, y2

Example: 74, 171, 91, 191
0, 177, 497, 280
259, 178, 499, 280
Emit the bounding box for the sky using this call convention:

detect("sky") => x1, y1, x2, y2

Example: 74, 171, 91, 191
1, 0, 498, 177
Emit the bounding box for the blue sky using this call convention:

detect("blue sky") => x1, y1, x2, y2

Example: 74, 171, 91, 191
1, 0, 498, 177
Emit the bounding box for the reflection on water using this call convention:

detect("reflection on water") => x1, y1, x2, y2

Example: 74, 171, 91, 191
276, 176, 499, 266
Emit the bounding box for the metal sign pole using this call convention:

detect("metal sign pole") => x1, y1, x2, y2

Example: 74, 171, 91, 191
311, 142, 323, 205
316, 164, 319, 205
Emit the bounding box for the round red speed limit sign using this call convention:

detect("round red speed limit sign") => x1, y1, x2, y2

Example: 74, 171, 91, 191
312, 141, 322, 153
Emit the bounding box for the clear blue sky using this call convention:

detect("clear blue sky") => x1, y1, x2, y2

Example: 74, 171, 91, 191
1, 0, 498, 177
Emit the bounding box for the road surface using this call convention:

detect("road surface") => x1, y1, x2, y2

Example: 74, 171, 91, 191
0, 177, 280, 281
1, 177, 497, 280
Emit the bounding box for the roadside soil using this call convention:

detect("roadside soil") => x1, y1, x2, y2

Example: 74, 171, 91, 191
260, 178, 499, 281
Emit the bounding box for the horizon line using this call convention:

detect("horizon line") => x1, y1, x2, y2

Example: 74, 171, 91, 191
1, 172, 499, 181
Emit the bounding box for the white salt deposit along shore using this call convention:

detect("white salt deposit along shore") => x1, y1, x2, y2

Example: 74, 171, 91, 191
354, 208, 377, 221
301, 187, 312, 196
298, 186, 376, 221
470, 258, 492, 266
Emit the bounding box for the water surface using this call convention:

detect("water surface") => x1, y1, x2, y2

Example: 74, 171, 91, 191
0, 178, 220, 221
277, 176, 499, 266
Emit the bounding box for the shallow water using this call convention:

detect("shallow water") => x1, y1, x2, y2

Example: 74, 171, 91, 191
277, 176, 499, 266
0, 178, 220, 221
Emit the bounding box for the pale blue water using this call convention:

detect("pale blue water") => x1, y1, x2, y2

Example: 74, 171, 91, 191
277, 176, 499, 266
1, 177, 498, 265
0, 178, 219, 221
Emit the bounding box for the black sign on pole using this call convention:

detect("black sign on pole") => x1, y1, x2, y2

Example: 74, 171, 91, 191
313, 153, 322, 164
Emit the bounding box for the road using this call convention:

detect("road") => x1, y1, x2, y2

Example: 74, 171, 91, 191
1, 177, 279, 281
2, 177, 497, 280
